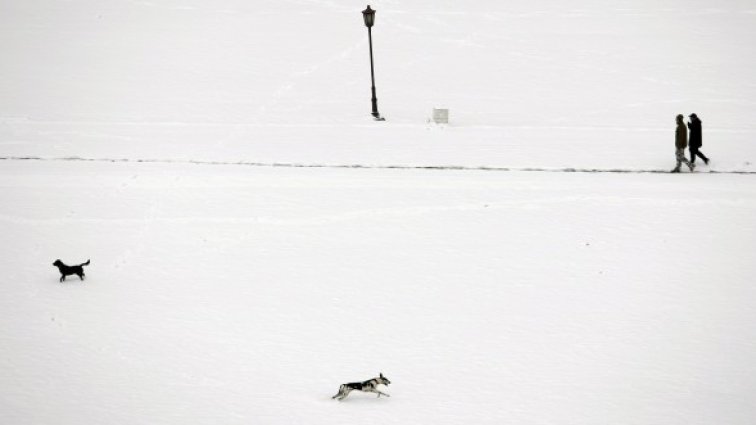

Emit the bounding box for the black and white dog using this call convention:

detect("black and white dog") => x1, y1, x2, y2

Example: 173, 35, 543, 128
52, 259, 90, 282
332, 373, 391, 400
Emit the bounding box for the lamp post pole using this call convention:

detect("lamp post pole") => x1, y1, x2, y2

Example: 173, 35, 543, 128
362, 5, 385, 121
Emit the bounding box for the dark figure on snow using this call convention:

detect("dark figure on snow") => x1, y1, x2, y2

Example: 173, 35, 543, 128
687, 113, 709, 165
672, 114, 694, 173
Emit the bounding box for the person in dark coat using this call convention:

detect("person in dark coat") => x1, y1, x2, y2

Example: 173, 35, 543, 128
672, 114, 694, 173
687, 113, 709, 165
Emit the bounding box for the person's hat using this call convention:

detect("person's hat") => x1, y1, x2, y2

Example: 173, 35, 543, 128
689, 113, 698, 118
676, 114, 684, 119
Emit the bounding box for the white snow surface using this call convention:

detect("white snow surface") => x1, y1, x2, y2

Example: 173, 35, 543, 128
2, 1, 756, 424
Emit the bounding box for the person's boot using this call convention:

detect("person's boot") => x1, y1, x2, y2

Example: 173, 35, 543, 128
688, 163, 695, 172
704, 157, 709, 165
670, 167, 680, 173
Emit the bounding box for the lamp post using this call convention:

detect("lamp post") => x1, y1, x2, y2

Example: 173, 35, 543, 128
362, 5, 385, 121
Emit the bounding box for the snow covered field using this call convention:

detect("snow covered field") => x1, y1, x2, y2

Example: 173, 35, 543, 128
3, 160, 755, 425
2, 1, 756, 424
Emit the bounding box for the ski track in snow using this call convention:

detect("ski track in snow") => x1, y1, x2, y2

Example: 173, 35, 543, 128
2, 155, 754, 175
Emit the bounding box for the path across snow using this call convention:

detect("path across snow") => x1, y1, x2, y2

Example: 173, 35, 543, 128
3, 155, 756, 174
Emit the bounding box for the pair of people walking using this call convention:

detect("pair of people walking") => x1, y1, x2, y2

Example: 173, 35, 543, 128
672, 113, 709, 173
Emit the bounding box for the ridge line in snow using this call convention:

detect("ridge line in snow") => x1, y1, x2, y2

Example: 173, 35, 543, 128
1, 156, 754, 175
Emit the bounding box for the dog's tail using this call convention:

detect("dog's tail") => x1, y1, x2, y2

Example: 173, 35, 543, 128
80, 259, 90, 267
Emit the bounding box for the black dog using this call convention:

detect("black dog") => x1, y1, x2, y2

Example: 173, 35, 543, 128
52, 259, 90, 282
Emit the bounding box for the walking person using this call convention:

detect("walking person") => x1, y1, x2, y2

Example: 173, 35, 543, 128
672, 114, 694, 173
688, 113, 709, 165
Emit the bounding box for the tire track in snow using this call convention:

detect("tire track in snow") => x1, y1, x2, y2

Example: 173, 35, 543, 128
1, 155, 755, 175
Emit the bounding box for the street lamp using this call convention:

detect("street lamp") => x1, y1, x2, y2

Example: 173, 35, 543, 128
362, 5, 385, 121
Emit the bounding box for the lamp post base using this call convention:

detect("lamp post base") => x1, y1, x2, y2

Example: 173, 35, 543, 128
372, 112, 386, 121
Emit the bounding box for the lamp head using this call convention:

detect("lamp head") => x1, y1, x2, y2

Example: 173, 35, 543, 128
362, 5, 375, 28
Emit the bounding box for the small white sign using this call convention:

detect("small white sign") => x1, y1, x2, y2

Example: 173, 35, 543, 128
432, 108, 449, 124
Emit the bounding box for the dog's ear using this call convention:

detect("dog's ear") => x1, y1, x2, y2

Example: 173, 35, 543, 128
380, 372, 384, 378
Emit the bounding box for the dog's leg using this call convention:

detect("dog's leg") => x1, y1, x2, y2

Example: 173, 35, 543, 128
332, 385, 346, 400
337, 388, 352, 400
340, 390, 352, 400
366, 388, 390, 398
60, 275, 65, 282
